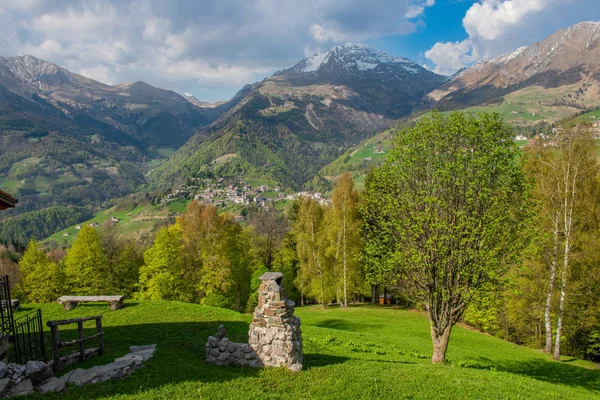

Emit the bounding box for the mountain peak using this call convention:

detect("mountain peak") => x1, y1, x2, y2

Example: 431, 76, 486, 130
0, 54, 62, 83
276, 43, 434, 79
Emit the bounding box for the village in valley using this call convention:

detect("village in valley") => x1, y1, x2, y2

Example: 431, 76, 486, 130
159, 177, 330, 219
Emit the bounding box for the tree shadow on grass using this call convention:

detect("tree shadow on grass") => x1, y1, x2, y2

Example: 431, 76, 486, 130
313, 318, 377, 331
32, 320, 348, 400
468, 357, 600, 394
302, 353, 350, 369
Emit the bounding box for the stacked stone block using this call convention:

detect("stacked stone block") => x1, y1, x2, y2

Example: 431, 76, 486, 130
206, 272, 303, 372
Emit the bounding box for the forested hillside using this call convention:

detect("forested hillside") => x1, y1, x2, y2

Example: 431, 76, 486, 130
152, 44, 447, 190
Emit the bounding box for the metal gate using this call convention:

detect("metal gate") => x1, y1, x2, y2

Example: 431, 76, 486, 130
0, 275, 14, 336
13, 309, 46, 363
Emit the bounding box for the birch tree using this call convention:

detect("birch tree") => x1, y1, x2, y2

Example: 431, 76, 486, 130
525, 140, 563, 353
550, 127, 598, 361
294, 197, 334, 308
326, 173, 364, 307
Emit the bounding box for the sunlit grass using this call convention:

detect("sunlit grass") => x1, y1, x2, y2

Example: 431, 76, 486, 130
12, 301, 599, 399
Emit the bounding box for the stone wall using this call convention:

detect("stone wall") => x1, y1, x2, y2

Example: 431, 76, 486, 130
205, 326, 260, 367
0, 344, 157, 397
206, 272, 303, 372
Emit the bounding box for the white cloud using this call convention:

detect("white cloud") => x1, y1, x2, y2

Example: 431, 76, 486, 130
425, 0, 599, 75
405, 0, 436, 19
463, 0, 547, 41
0, 0, 427, 101
424, 39, 479, 75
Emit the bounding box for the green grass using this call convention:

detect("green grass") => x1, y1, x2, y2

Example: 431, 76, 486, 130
149, 147, 176, 159
14, 302, 599, 399
45, 205, 166, 247
167, 199, 190, 213
574, 109, 600, 122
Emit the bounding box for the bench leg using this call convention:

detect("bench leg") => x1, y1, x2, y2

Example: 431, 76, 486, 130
110, 301, 123, 311
63, 301, 78, 311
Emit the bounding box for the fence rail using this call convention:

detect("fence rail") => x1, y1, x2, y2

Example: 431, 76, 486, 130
14, 309, 46, 364
47, 315, 104, 370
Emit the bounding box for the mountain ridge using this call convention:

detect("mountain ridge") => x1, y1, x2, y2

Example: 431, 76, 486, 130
152, 43, 447, 190
429, 21, 600, 104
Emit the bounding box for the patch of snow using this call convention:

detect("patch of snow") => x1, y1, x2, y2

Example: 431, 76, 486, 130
356, 60, 378, 71
301, 51, 331, 72
492, 46, 528, 65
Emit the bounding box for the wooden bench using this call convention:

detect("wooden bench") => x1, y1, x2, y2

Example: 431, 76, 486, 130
57, 295, 125, 311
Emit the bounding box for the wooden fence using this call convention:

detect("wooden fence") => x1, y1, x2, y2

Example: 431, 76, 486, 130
47, 315, 104, 370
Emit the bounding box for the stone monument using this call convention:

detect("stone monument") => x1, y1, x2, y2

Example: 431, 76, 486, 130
205, 272, 303, 372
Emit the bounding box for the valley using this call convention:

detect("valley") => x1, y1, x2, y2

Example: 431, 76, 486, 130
3, 21, 600, 248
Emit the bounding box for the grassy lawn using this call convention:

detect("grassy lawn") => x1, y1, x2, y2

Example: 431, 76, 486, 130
13, 302, 599, 399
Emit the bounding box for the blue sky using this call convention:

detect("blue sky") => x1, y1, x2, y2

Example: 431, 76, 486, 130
0, 0, 599, 101
369, 0, 476, 68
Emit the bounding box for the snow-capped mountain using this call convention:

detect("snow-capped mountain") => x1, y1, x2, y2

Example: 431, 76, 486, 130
276, 43, 445, 85
157, 43, 447, 190
429, 21, 600, 102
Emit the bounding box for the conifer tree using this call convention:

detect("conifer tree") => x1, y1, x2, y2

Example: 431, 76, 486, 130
137, 223, 190, 301
62, 226, 111, 295
19, 240, 62, 302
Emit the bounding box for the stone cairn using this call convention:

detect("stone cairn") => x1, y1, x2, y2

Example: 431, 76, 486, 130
206, 272, 303, 372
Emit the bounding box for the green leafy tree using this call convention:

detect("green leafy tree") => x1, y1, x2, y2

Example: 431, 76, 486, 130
62, 226, 112, 295
363, 112, 532, 363
294, 197, 334, 307
178, 202, 254, 311
542, 127, 599, 361
136, 224, 193, 301
98, 223, 142, 296
18, 241, 62, 302
325, 172, 366, 307
137, 223, 191, 301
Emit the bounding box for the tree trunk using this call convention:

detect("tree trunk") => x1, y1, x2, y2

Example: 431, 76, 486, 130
553, 244, 569, 361
342, 214, 348, 308
383, 286, 387, 305
430, 324, 452, 364
554, 160, 576, 362
371, 284, 379, 304
544, 215, 560, 354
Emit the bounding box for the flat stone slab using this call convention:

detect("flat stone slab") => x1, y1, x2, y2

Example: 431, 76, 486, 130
57, 295, 124, 303
36, 377, 66, 394
259, 272, 283, 281
129, 344, 156, 353
58, 345, 156, 389
8, 379, 33, 397
57, 295, 125, 310
0, 377, 9, 396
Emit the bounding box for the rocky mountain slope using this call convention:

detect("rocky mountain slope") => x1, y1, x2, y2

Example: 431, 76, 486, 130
154, 43, 447, 189
0, 55, 217, 219
0, 55, 214, 148
429, 21, 600, 108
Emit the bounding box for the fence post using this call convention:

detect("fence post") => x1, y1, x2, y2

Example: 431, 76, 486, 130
37, 309, 46, 362
50, 324, 60, 369
96, 317, 104, 356
77, 320, 85, 362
